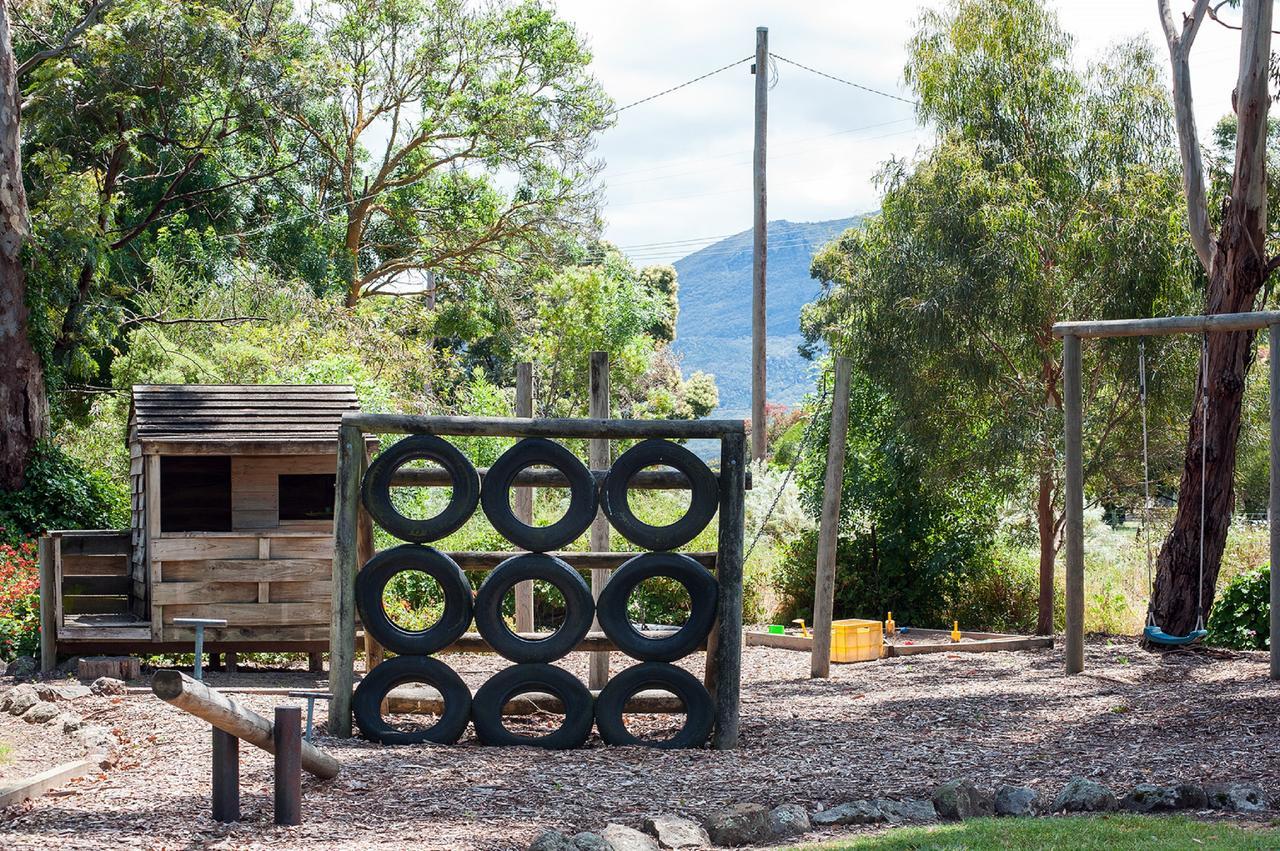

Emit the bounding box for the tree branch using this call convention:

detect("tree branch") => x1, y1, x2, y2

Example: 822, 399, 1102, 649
16, 0, 113, 78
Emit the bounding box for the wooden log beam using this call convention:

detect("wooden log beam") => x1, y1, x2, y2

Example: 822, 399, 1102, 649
1051, 310, 1280, 339
1063, 333, 1085, 675
514, 361, 535, 634
711, 431, 746, 749
343, 412, 744, 439
588, 351, 611, 690
389, 466, 752, 490
328, 423, 362, 737
811, 356, 852, 679
151, 670, 340, 779
446, 551, 717, 571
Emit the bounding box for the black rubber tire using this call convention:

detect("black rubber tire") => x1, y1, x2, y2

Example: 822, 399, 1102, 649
594, 662, 713, 749
600, 439, 718, 550
355, 545, 473, 655
362, 435, 480, 543
473, 553, 594, 663
596, 552, 718, 662
471, 663, 594, 749
353, 655, 472, 745
480, 438, 597, 551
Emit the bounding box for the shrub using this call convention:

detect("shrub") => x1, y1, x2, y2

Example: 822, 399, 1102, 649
1207, 563, 1270, 650
0, 442, 128, 542
948, 547, 1040, 634
0, 539, 40, 659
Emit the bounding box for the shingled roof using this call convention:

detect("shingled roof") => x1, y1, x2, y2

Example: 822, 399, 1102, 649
129, 384, 360, 446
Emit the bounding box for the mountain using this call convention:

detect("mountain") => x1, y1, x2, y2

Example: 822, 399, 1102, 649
671, 216, 865, 416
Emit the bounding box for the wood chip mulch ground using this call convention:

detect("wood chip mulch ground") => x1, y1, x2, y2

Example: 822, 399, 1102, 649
0, 712, 76, 786
0, 637, 1277, 850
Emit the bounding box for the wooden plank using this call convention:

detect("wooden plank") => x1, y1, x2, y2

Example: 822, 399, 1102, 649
61, 575, 131, 596
161, 559, 331, 582
259, 581, 271, 603
0, 758, 101, 809
146, 453, 162, 642
811, 356, 852, 679
58, 554, 128, 576
63, 595, 130, 615
588, 351, 611, 690
260, 581, 331, 603
140, 439, 339, 456
1051, 309, 1280, 339
58, 625, 153, 641
54, 534, 130, 556
160, 625, 329, 642
262, 537, 333, 559
152, 537, 262, 560
162, 602, 329, 626
712, 431, 746, 750
343, 412, 746, 439
39, 538, 56, 672
329, 423, 362, 738
152, 582, 263, 605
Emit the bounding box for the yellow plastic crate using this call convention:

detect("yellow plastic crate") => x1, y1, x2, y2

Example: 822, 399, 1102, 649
830, 618, 884, 663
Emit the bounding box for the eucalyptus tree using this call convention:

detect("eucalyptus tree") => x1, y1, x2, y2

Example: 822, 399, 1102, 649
804, 0, 1200, 633
286, 0, 612, 307
1153, 0, 1275, 636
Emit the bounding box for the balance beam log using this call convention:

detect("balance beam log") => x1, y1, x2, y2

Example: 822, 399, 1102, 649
152, 670, 340, 780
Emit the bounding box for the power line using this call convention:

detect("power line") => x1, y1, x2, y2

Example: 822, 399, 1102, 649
610, 55, 754, 115
770, 52, 919, 106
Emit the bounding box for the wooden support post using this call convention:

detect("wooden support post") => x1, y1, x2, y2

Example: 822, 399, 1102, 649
273, 706, 302, 826
308, 652, 323, 673
152, 670, 340, 779
1063, 333, 1085, 674
356, 472, 381, 671
810, 356, 852, 679
514, 362, 536, 633
211, 727, 239, 823
38, 537, 56, 672
329, 423, 362, 737
1270, 323, 1280, 680
750, 25, 769, 462
224, 651, 237, 674
712, 430, 746, 749
589, 351, 612, 689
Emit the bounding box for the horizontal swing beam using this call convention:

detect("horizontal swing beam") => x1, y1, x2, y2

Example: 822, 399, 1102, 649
389, 466, 752, 490
342, 412, 745, 439
1052, 310, 1280, 339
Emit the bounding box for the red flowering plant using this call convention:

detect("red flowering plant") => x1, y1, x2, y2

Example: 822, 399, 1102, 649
0, 534, 40, 659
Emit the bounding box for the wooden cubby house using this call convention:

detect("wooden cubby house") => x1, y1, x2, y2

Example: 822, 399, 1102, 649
39, 384, 369, 667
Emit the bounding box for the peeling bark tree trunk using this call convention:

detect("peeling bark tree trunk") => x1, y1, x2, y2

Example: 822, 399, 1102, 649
1153, 0, 1272, 636
0, 3, 48, 490
1036, 468, 1055, 635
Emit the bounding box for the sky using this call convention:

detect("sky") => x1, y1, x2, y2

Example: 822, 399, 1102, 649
553, 0, 1250, 267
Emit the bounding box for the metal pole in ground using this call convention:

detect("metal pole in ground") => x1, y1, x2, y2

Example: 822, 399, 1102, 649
211, 727, 239, 822
273, 706, 302, 825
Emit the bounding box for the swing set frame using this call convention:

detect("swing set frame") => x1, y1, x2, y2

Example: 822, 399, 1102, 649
1053, 310, 1280, 679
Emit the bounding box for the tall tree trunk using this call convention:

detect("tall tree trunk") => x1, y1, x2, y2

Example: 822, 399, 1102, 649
1152, 0, 1271, 635
1035, 467, 1055, 635
0, 3, 48, 489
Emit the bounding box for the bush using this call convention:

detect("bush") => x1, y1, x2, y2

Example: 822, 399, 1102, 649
0, 442, 128, 542
0, 538, 40, 659
1207, 563, 1270, 650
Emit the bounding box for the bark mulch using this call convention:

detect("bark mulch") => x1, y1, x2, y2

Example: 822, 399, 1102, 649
0, 637, 1276, 850
0, 711, 78, 786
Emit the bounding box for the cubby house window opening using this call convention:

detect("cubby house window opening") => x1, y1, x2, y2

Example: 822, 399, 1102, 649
278, 473, 337, 522
160, 456, 233, 533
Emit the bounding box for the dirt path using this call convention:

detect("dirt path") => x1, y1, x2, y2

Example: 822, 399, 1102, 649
0, 638, 1276, 850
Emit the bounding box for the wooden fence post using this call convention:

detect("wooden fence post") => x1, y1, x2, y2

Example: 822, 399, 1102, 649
1063, 333, 1085, 674
711, 429, 746, 748
329, 423, 362, 737
588, 351, 611, 690
810, 356, 852, 679
514, 362, 536, 633
1269, 323, 1279, 680
38, 536, 57, 672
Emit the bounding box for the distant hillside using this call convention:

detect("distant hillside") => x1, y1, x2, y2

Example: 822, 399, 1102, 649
671, 216, 866, 416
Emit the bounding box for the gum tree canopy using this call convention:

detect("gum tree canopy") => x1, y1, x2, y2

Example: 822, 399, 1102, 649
805, 0, 1198, 634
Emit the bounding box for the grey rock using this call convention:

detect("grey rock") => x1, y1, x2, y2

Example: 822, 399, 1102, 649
933, 780, 995, 820
74, 724, 115, 754
36, 683, 92, 702
90, 677, 127, 696
569, 833, 611, 851
61, 713, 87, 733
528, 829, 575, 851
810, 800, 888, 827
600, 824, 659, 851
48, 711, 80, 730
1, 683, 37, 713
1120, 784, 1179, 813
9, 655, 37, 680
766, 804, 810, 839
1206, 783, 1266, 813
21, 700, 61, 723
1052, 778, 1117, 813
1172, 783, 1209, 810
0, 658, 8, 675
880, 798, 938, 822
641, 814, 710, 849
704, 803, 770, 846
995, 785, 1038, 817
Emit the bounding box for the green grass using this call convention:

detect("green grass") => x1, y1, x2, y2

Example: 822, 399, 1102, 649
0, 741, 11, 764
789, 815, 1280, 851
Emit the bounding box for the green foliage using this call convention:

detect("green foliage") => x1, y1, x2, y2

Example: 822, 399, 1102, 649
0, 443, 127, 542
1207, 563, 1271, 650
639, 265, 678, 342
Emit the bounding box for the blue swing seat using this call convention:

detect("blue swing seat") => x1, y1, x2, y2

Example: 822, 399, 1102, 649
1143, 624, 1208, 646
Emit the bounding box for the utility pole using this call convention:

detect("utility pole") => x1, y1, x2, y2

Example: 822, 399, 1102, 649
751, 26, 768, 462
